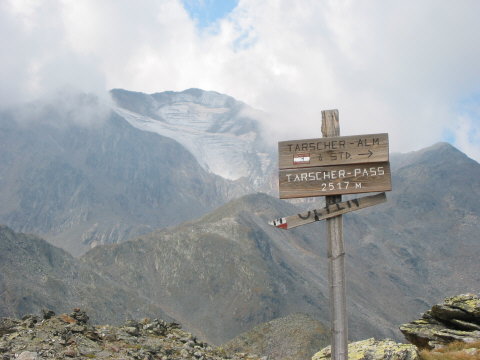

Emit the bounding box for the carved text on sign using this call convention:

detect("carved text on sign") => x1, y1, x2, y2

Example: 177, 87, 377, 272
279, 163, 391, 199
279, 133, 389, 168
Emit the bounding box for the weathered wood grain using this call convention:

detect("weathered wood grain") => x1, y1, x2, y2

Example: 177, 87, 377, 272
279, 162, 392, 199
269, 192, 387, 229
322, 109, 348, 360
279, 133, 389, 169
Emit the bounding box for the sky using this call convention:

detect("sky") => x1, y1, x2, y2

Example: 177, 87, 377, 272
1, 0, 480, 161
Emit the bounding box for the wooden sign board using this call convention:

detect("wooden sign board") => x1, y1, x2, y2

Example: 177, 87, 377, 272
279, 162, 391, 199
270, 192, 386, 229
279, 133, 388, 169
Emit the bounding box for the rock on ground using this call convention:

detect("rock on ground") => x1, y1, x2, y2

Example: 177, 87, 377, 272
312, 338, 419, 360
399, 293, 480, 349
0, 308, 264, 360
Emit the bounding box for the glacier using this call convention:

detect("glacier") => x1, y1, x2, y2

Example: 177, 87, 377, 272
111, 89, 275, 185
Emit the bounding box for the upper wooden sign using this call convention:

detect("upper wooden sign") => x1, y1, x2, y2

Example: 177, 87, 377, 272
279, 133, 389, 169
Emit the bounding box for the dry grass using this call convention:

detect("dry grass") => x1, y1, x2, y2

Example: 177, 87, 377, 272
420, 341, 480, 360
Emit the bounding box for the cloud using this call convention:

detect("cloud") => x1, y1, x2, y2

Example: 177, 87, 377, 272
0, 0, 107, 104
453, 98, 480, 161
454, 115, 480, 162
0, 0, 479, 161
11, 88, 111, 129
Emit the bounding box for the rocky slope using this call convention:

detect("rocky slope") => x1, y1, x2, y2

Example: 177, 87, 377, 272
0, 225, 173, 324
223, 313, 330, 360
82, 142, 480, 345
339, 142, 480, 337
0, 93, 236, 255
0, 308, 264, 360
82, 193, 335, 344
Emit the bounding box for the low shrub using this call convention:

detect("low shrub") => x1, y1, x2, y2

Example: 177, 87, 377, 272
420, 341, 480, 360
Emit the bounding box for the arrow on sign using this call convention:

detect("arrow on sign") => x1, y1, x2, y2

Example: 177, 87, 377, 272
358, 149, 373, 158
269, 192, 387, 230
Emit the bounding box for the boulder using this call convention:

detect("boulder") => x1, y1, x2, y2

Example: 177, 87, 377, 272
400, 293, 480, 349
312, 338, 419, 360
16, 352, 38, 360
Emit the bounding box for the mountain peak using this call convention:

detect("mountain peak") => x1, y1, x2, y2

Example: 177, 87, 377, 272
197, 192, 295, 224
110, 88, 237, 111
392, 141, 477, 170
420, 141, 464, 156
155, 88, 238, 107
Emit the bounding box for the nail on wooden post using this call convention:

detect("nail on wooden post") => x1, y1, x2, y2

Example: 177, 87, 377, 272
321, 109, 348, 360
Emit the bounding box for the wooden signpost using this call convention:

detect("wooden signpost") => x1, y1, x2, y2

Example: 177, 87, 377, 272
270, 109, 392, 360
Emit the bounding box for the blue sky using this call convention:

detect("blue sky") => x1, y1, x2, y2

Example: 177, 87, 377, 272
181, 0, 238, 29
1, 0, 479, 161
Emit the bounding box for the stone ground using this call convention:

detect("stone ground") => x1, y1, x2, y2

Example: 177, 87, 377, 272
0, 309, 265, 360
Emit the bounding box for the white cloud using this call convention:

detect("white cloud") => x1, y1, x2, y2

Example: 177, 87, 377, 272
455, 117, 480, 161
0, 0, 479, 161
453, 103, 480, 162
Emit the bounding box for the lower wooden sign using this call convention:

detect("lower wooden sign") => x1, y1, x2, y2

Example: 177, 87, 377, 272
279, 162, 391, 199
270, 192, 387, 229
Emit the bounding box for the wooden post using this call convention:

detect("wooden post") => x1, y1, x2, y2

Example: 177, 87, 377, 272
321, 109, 348, 360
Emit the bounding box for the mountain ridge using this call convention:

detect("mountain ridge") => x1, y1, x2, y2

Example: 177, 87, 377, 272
1, 140, 479, 349
0, 225, 174, 324
0, 93, 243, 255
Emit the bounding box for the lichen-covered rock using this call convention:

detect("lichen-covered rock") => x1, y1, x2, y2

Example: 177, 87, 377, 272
399, 293, 480, 349
312, 338, 419, 360
444, 293, 480, 318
